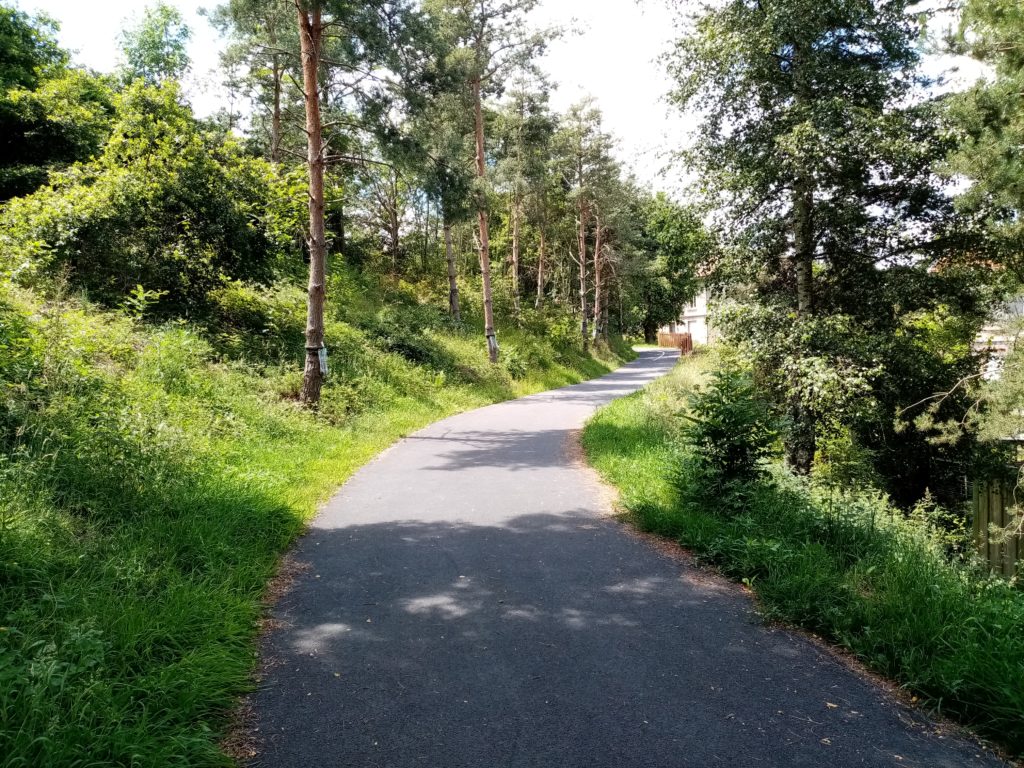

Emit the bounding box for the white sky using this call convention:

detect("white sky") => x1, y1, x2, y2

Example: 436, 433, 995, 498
15, 0, 690, 188
14, 0, 983, 193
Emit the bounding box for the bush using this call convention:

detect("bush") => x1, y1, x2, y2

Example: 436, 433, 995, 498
206, 281, 306, 362
679, 366, 778, 506
0, 82, 290, 311
501, 343, 529, 380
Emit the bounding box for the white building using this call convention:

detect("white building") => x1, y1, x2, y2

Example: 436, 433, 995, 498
975, 296, 1024, 380
661, 290, 713, 345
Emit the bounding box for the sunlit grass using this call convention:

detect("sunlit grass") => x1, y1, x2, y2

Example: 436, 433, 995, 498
0, 278, 631, 767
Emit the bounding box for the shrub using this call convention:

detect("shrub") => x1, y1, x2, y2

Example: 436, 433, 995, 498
501, 343, 529, 380
543, 313, 574, 349
679, 366, 778, 506
206, 281, 306, 361
0, 82, 289, 311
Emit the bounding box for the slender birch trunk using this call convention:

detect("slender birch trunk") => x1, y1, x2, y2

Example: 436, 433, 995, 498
389, 175, 401, 274
297, 2, 325, 406
473, 76, 498, 362
592, 213, 602, 342
535, 227, 546, 309
445, 221, 461, 322
510, 198, 521, 314
578, 201, 589, 352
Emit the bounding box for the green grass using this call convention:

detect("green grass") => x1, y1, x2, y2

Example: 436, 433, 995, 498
0, 274, 630, 767
583, 354, 1024, 757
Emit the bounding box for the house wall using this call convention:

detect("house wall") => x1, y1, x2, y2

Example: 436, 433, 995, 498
660, 290, 712, 345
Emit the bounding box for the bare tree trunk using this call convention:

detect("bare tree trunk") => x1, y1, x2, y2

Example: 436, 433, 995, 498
592, 213, 603, 342
577, 202, 589, 352
421, 198, 430, 273
510, 198, 521, 314
644, 318, 657, 344
297, 2, 325, 407
270, 57, 283, 163
445, 221, 461, 322
535, 228, 546, 309
787, 173, 816, 474
473, 76, 498, 362
336, 199, 345, 261
389, 175, 401, 274
784, 45, 818, 475
794, 185, 813, 319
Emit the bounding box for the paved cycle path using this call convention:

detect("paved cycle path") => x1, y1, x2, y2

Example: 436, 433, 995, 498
250, 349, 1005, 768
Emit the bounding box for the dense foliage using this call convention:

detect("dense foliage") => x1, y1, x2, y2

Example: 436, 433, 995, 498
949, 0, 1024, 273
0, 82, 293, 312
668, 0, 998, 506
0, 6, 109, 202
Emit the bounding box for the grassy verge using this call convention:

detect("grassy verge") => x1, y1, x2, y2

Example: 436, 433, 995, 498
0, 276, 630, 767
583, 354, 1024, 757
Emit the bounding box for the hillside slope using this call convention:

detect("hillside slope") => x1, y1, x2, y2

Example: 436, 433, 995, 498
0, 270, 630, 766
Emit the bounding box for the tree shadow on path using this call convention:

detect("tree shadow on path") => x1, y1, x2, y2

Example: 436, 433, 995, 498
250, 512, 1006, 768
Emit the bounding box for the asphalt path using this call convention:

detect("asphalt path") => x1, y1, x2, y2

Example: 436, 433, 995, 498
250, 348, 1006, 768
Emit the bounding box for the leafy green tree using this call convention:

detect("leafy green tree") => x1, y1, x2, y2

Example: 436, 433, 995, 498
494, 76, 555, 314
0, 5, 106, 202
425, 0, 553, 362
206, 0, 298, 162
0, 82, 288, 311
947, 0, 1024, 274
552, 98, 616, 350
0, 3, 66, 91
629, 192, 705, 343
118, 2, 192, 85
668, 0, 993, 498
1, 70, 115, 201
411, 85, 475, 319
288, 0, 439, 404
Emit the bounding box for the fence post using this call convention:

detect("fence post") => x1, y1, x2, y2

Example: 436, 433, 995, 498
972, 474, 1021, 578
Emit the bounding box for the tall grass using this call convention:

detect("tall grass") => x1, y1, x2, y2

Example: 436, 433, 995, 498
0, 274, 630, 767
583, 355, 1024, 756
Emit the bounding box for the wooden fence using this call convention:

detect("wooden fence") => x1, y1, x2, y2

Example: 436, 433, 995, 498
657, 332, 693, 355
972, 477, 1021, 578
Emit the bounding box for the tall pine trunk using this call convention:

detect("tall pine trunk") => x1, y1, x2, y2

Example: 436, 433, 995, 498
473, 76, 498, 362
297, 2, 325, 406
577, 201, 589, 352
592, 213, 602, 342
535, 228, 546, 309
270, 56, 283, 163
445, 221, 461, 322
510, 198, 521, 314
787, 176, 816, 473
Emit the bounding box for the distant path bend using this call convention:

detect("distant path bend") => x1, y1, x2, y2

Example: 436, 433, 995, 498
250, 348, 1004, 768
